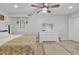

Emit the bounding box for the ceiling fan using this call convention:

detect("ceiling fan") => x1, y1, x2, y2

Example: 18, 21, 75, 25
31, 3, 60, 13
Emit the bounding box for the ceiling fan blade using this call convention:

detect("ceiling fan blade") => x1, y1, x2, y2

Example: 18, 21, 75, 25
37, 10, 41, 13
50, 4, 59, 8
47, 9, 51, 13
31, 5, 42, 8
31, 5, 39, 7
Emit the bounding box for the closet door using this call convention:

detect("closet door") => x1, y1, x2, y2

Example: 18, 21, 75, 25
69, 17, 79, 42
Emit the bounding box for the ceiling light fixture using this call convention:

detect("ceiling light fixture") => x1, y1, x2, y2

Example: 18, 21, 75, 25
42, 7, 47, 13
14, 5, 18, 8
69, 6, 73, 9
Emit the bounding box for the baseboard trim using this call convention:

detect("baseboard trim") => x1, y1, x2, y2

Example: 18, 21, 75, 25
70, 40, 79, 44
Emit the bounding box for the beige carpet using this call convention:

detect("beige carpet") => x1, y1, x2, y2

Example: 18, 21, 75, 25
58, 40, 79, 55
37, 43, 44, 55
37, 40, 79, 55
42, 42, 71, 55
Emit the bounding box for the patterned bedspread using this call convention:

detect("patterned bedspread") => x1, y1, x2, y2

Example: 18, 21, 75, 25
0, 35, 37, 55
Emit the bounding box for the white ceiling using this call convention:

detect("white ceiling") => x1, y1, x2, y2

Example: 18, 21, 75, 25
0, 3, 79, 15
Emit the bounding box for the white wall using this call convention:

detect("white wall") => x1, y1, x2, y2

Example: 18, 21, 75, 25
0, 9, 10, 30
69, 11, 79, 42
9, 13, 68, 40
0, 9, 10, 44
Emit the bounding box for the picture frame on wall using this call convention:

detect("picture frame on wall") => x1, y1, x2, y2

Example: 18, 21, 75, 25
0, 15, 4, 21
20, 20, 25, 28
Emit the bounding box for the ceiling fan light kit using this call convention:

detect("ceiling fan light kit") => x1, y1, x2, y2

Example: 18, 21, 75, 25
42, 7, 47, 13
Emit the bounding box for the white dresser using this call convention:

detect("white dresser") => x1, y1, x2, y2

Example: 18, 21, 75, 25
39, 32, 58, 42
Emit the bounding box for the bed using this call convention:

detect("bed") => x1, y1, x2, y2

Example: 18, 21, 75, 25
0, 34, 37, 55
